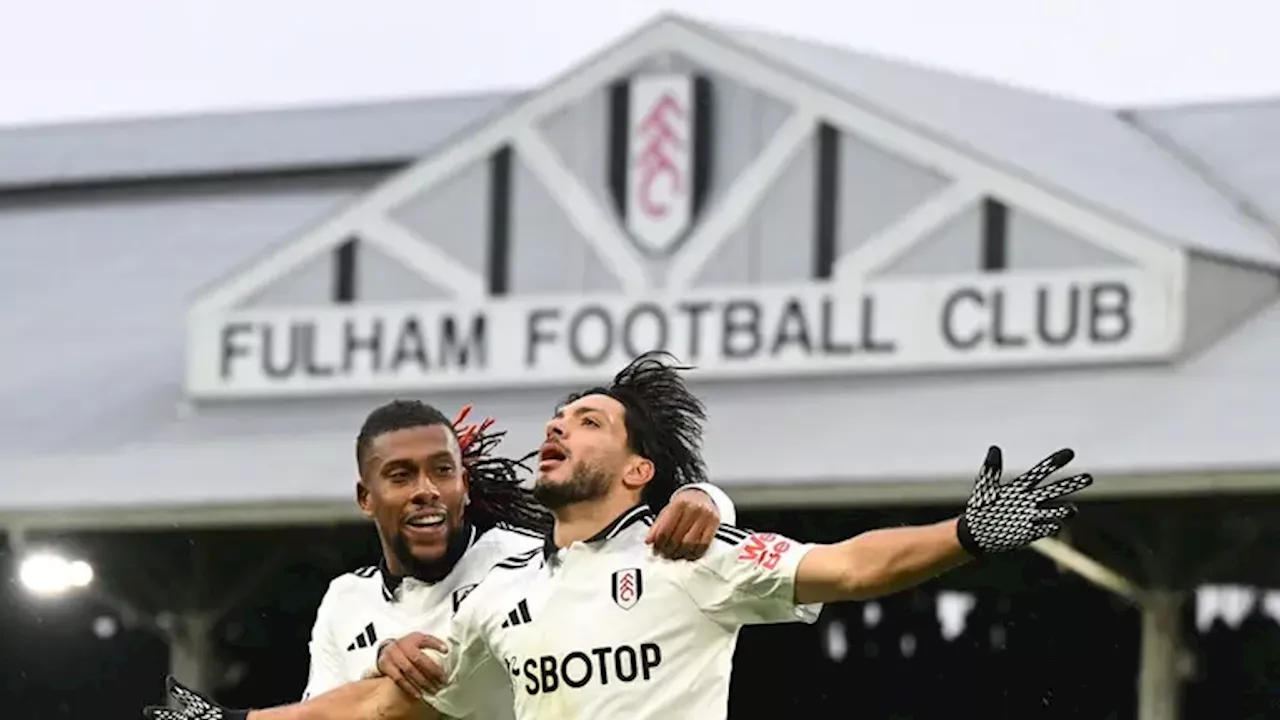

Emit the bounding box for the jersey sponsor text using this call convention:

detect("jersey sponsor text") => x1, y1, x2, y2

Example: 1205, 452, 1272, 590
506, 643, 663, 696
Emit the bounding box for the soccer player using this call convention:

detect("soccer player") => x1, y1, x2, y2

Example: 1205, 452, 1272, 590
146, 396, 736, 720
150, 353, 1091, 720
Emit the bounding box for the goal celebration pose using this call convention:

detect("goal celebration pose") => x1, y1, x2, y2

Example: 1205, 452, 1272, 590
148, 352, 1090, 720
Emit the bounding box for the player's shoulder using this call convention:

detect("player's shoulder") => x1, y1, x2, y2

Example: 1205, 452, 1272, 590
463, 525, 542, 573
316, 565, 384, 611
490, 546, 542, 573
479, 523, 545, 554
330, 564, 382, 587
702, 523, 801, 563
477, 545, 542, 589
711, 523, 755, 550
456, 546, 542, 617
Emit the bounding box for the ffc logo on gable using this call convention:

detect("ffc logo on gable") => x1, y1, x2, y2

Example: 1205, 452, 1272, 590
185, 29, 1181, 400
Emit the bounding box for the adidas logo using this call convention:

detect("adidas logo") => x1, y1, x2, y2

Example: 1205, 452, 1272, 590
500, 600, 532, 629
346, 623, 378, 651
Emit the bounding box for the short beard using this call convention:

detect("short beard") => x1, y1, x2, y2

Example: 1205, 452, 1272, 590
390, 523, 471, 584
533, 462, 612, 510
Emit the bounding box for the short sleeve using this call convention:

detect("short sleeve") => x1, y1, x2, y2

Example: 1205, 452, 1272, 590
677, 482, 737, 526
683, 527, 823, 627
301, 586, 349, 699
422, 598, 504, 717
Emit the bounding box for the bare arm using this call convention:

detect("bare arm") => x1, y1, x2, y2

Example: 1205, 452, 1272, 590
794, 519, 970, 604
246, 678, 439, 720
794, 447, 1096, 604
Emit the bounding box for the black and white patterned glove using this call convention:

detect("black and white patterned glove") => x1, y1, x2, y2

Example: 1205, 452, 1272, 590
956, 446, 1092, 556
142, 677, 247, 720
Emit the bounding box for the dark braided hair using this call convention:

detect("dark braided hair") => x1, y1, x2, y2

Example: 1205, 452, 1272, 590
356, 400, 552, 535
561, 351, 708, 510
460, 423, 552, 534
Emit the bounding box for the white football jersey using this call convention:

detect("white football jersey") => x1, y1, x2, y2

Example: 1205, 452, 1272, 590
426, 504, 821, 720
304, 485, 736, 719
302, 523, 542, 719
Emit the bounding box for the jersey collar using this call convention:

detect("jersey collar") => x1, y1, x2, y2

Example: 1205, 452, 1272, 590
541, 503, 654, 562
379, 522, 479, 602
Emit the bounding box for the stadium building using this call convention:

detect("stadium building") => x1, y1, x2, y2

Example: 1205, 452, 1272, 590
2, 13, 1279, 719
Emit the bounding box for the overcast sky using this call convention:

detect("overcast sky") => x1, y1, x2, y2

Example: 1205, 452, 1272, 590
1, 0, 1277, 127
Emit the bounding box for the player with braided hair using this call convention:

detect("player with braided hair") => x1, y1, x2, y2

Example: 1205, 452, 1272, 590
451, 404, 551, 536
140, 398, 736, 720
149, 353, 1090, 720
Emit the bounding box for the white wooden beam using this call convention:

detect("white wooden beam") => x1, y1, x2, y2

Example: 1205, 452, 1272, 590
667, 111, 816, 289
513, 127, 651, 293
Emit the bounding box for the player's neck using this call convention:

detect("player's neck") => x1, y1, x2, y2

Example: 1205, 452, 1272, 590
551, 493, 641, 549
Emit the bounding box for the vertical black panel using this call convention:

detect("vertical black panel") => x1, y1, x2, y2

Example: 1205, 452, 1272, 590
691, 75, 714, 217
813, 123, 841, 280
607, 81, 630, 218
487, 145, 513, 297
332, 238, 358, 303
982, 197, 1009, 271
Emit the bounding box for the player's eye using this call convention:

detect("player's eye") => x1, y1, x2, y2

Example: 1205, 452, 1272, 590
582, 417, 599, 427
434, 464, 456, 475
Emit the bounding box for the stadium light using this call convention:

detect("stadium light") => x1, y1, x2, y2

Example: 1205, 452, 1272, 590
18, 551, 94, 597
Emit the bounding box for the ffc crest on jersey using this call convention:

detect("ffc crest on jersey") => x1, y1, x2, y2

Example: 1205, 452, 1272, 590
611, 568, 644, 610
609, 74, 711, 257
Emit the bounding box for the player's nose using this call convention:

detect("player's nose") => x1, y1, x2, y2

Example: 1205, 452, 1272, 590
544, 417, 566, 438
409, 473, 441, 501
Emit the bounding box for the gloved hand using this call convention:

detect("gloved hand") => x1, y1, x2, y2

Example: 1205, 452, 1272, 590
142, 677, 247, 720
956, 446, 1092, 556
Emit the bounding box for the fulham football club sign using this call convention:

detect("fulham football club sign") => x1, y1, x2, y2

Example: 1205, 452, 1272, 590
183, 17, 1186, 401
610, 74, 711, 256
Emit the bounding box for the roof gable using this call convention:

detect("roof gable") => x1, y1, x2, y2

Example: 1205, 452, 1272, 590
191, 14, 1192, 316
717, 23, 1280, 269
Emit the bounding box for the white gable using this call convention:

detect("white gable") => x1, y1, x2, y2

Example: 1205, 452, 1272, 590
718, 23, 1280, 268
191, 15, 1189, 315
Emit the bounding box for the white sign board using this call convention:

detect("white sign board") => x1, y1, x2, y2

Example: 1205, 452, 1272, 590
185, 269, 1181, 399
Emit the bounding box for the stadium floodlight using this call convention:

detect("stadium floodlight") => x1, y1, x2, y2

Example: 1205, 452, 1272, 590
18, 551, 94, 597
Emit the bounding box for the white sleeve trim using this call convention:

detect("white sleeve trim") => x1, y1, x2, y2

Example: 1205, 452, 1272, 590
677, 482, 737, 525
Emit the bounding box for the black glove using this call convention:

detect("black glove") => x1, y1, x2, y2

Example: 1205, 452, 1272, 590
956, 446, 1092, 556
142, 676, 248, 720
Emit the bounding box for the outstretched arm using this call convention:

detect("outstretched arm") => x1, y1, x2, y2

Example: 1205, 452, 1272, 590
794, 447, 1091, 604
143, 677, 439, 720
248, 678, 437, 720
795, 519, 969, 603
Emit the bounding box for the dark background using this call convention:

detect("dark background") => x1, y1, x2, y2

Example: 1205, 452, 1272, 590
2, 503, 1278, 719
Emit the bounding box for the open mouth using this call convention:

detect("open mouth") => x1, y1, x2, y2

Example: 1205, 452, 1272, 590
404, 512, 446, 531
539, 442, 567, 470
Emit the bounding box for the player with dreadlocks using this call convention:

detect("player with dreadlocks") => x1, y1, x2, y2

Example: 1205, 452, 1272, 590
144, 396, 737, 720
151, 352, 1091, 720
451, 407, 551, 536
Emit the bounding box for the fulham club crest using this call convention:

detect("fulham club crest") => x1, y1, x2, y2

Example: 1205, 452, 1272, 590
611, 568, 644, 610
608, 74, 713, 257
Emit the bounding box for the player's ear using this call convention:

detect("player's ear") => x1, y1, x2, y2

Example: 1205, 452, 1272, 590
356, 479, 375, 518
621, 456, 655, 492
